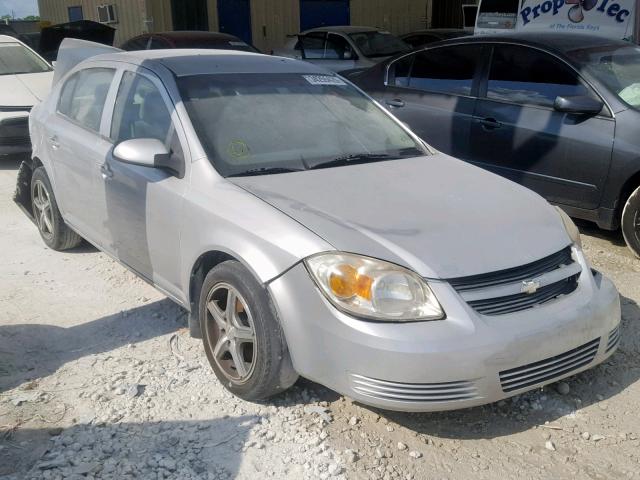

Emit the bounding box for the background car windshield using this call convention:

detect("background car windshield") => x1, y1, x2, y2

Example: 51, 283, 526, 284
178, 73, 424, 176
569, 45, 640, 110
0, 43, 51, 75
348, 32, 409, 58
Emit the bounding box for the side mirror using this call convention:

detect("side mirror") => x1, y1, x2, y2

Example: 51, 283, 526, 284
554, 95, 604, 115
113, 138, 170, 168
343, 50, 353, 60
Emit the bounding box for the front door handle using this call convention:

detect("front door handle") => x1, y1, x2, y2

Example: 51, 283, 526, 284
100, 163, 113, 179
49, 135, 60, 150
386, 98, 405, 108
478, 117, 502, 131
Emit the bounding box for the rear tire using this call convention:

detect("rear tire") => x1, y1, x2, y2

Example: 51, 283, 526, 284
30, 167, 82, 251
621, 185, 640, 258
199, 260, 298, 401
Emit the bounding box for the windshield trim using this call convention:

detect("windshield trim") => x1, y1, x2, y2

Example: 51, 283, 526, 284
0, 42, 52, 75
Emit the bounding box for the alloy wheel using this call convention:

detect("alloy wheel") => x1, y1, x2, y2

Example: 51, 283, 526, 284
33, 180, 54, 240
205, 283, 257, 383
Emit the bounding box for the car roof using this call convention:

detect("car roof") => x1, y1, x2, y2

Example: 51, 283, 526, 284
130, 30, 243, 42
438, 32, 631, 56
301, 25, 383, 35
0, 34, 22, 43
90, 49, 332, 76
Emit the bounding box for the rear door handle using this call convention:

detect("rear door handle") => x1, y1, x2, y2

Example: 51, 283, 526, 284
100, 163, 113, 179
385, 98, 405, 108
477, 117, 502, 130
49, 135, 60, 150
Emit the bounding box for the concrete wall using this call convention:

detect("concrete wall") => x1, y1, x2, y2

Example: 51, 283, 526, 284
39, 0, 433, 51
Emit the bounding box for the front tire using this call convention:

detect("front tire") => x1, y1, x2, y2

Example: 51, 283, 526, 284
622, 186, 640, 258
199, 261, 298, 401
30, 167, 82, 251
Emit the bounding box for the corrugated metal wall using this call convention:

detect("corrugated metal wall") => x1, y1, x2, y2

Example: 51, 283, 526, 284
39, 0, 434, 51
38, 0, 147, 46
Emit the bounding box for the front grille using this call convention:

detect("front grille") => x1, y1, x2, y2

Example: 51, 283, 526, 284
499, 338, 599, 393
350, 374, 479, 403
607, 324, 620, 353
468, 275, 579, 315
449, 247, 573, 292
448, 246, 580, 316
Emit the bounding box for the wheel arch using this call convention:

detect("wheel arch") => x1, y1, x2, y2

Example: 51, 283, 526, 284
13, 156, 44, 218
618, 169, 640, 221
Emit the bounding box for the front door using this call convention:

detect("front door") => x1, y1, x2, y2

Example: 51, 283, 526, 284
218, 0, 252, 44
102, 69, 188, 301
380, 44, 485, 160
47, 67, 116, 245
171, 0, 208, 31
300, 0, 350, 31
469, 44, 615, 209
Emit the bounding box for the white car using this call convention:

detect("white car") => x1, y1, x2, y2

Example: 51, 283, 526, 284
0, 34, 53, 158
274, 26, 410, 73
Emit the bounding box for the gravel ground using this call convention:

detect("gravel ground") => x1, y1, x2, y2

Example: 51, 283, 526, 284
1, 157, 639, 480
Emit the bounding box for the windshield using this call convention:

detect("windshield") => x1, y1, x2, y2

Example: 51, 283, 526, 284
568, 45, 640, 110
0, 42, 51, 75
178, 73, 425, 177
348, 31, 409, 58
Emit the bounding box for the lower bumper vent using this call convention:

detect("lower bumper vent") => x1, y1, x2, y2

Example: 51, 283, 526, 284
607, 325, 620, 353
499, 338, 599, 393
350, 374, 478, 403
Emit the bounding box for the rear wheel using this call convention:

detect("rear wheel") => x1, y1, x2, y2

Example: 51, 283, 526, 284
30, 167, 82, 251
621, 185, 640, 258
199, 260, 298, 401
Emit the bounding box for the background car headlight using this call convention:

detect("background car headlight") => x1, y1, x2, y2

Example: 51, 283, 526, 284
304, 252, 444, 321
555, 206, 582, 249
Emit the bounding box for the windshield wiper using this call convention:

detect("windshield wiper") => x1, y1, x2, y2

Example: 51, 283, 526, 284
310, 148, 424, 170
227, 166, 304, 177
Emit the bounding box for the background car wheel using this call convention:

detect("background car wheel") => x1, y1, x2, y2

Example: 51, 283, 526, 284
30, 167, 82, 251
621, 185, 640, 258
199, 260, 298, 401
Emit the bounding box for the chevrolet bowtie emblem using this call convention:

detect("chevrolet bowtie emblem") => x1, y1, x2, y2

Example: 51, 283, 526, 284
521, 279, 542, 295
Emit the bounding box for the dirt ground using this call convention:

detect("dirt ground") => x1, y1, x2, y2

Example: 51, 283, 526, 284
1, 156, 639, 480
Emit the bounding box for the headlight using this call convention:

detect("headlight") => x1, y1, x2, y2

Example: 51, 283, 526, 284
554, 206, 582, 249
304, 252, 444, 322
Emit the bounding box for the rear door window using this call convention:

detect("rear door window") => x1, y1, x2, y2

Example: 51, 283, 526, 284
58, 68, 115, 132
391, 45, 482, 96
487, 45, 592, 107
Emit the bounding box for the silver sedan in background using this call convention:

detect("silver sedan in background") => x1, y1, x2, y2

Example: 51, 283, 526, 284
22, 40, 621, 411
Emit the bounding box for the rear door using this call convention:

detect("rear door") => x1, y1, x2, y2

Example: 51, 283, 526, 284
101, 68, 189, 301
380, 44, 486, 160
469, 43, 615, 209
47, 66, 116, 244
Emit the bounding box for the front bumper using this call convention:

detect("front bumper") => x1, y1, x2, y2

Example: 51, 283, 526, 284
268, 251, 621, 412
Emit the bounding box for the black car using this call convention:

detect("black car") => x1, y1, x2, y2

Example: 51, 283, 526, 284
400, 29, 472, 48
352, 33, 640, 257
120, 31, 260, 53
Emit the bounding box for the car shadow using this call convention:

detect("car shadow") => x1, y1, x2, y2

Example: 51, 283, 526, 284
0, 156, 24, 171
577, 220, 628, 248
1, 417, 255, 478
355, 295, 640, 440
0, 299, 185, 393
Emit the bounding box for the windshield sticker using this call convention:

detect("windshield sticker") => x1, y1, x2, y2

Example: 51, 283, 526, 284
303, 75, 347, 86
227, 140, 250, 158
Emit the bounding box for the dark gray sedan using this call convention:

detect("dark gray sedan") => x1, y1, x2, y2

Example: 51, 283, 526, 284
352, 33, 640, 257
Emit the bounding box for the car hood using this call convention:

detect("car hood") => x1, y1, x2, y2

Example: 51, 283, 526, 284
0, 71, 53, 107
230, 154, 572, 279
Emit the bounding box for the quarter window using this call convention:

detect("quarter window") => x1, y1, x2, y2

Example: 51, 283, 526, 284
487, 45, 591, 107
110, 71, 173, 144
58, 68, 115, 132
392, 45, 482, 96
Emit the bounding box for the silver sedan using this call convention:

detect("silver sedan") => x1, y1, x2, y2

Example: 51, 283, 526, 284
24, 40, 621, 411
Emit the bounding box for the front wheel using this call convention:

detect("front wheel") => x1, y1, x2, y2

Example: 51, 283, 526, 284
30, 167, 82, 251
622, 185, 640, 258
199, 261, 298, 401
